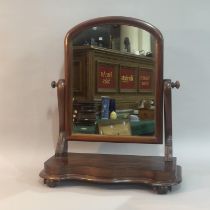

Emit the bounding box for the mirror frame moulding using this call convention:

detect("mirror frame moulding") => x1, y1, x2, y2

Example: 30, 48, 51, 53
64, 16, 163, 144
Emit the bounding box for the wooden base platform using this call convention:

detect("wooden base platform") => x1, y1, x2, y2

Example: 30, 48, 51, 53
40, 153, 181, 194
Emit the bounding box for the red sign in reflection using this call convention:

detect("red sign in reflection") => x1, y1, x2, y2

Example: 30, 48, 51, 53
97, 64, 116, 89
120, 67, 137, 90
139, 70, 152, 90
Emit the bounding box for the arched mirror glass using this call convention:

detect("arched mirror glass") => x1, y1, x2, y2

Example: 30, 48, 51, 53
65, 17, 163, 143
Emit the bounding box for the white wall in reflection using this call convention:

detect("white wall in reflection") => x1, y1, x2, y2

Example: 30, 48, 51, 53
120, 26, 152, 55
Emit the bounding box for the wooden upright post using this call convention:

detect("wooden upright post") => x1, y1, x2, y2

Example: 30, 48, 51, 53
51, 79, 68, 156
164, 79, 180, 161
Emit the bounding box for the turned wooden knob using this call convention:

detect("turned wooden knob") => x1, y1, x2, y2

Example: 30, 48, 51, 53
171, 81, 180, 89
51, 81, 57, 88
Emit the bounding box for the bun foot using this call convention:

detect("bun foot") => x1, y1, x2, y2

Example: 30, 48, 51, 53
45, 179, 58, 188
153, 186, 171, 194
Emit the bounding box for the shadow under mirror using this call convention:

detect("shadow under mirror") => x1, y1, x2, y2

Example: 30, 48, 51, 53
72, 24, 156, 137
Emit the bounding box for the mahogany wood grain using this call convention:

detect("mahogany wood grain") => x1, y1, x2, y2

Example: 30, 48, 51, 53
40, 153, 181, 188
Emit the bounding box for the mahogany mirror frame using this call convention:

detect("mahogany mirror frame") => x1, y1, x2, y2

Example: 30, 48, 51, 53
64, 16, 164, 144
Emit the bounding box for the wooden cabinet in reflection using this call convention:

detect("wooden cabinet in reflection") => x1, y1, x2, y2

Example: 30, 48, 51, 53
139, 108, 155, 120
73, 46, 155, 109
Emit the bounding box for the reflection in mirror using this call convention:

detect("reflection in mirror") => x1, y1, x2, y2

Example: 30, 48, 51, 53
72, 24, 156, 137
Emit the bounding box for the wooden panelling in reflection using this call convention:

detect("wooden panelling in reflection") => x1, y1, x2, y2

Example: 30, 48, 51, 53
73, 46, 155, 107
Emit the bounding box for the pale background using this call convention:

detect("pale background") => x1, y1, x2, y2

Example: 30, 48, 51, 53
1, 0, 210, 209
